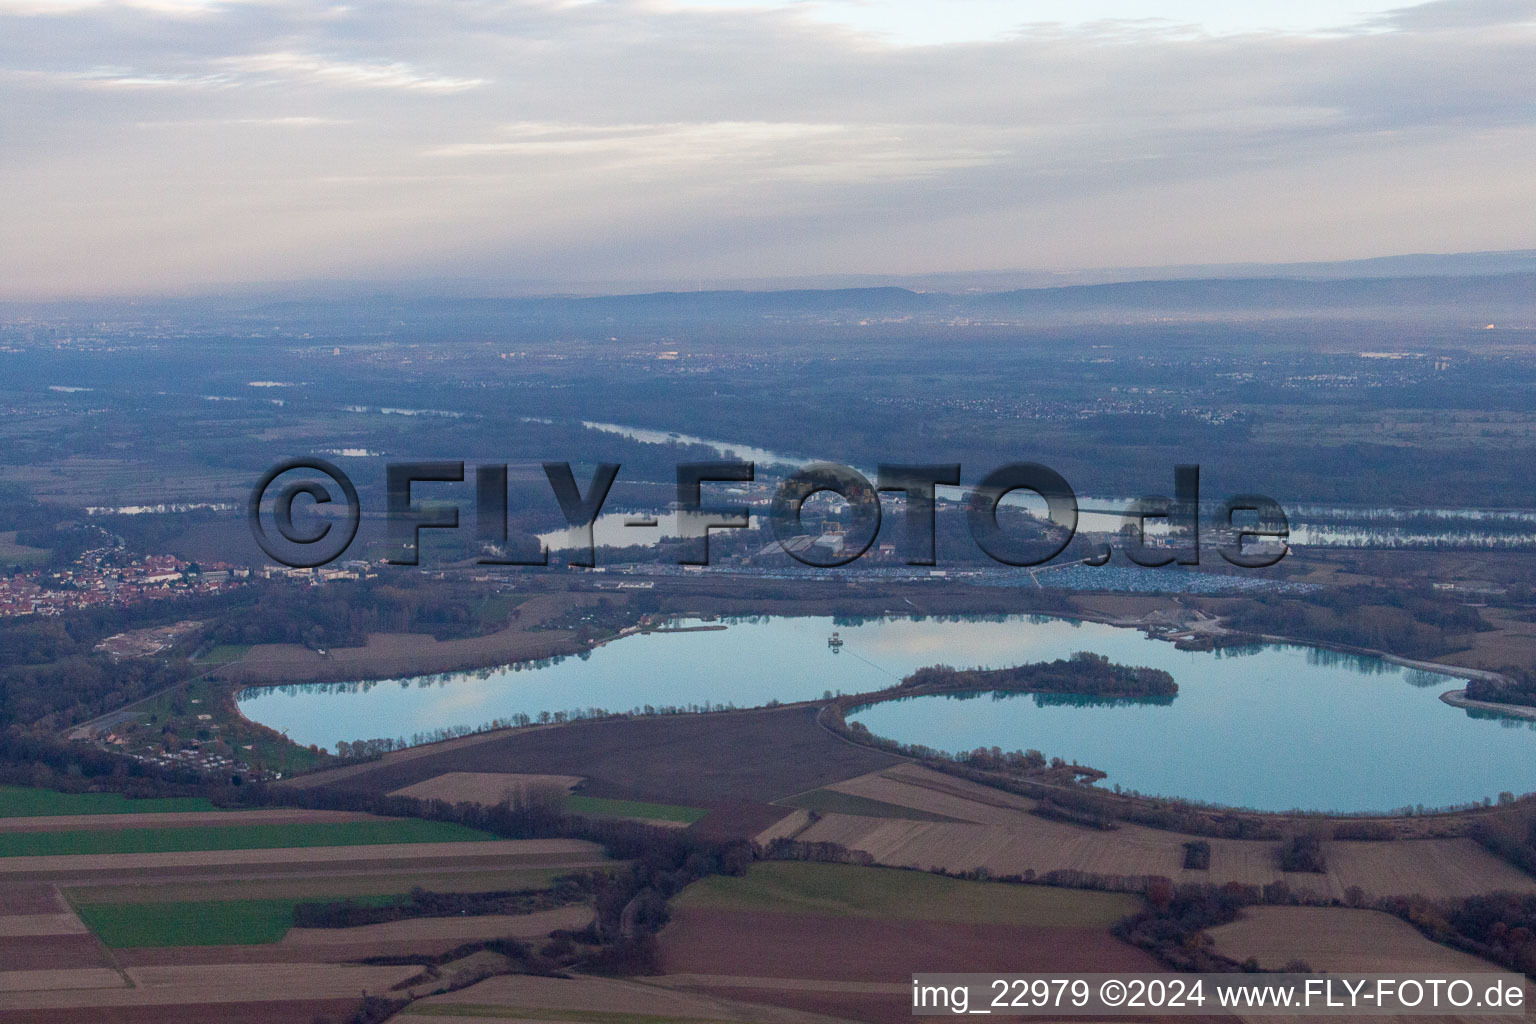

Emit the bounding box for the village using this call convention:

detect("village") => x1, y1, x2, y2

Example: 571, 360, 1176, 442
0, 546, 251, 617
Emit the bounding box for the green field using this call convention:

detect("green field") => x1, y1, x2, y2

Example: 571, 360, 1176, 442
65, 866, 574, 905
677, 862, 1138, 927
0, 530, 49, 565
0, 785, 221, 817
778, 788, 966, 822
75, 893, 401, 947
194, 643, 251, 664
76, 898, 301, 947
0, 819, 495, 858
564, 795, 707, 824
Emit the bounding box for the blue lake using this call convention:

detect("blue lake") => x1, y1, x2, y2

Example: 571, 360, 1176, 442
235, 615, 1536, 813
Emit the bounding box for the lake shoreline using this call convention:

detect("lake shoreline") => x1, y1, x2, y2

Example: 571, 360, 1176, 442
1440, 689, 1536, 721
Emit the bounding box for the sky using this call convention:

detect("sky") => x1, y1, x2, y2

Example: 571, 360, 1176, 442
1, 0, 1535, 297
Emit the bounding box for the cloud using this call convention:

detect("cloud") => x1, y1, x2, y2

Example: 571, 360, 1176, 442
0, 0, 241, 14
424, 120, 1004, 185
136, 115, 349, 126
1370, 0, 1536, 30
218, 51, 487, 92
0, 0, 1533, 295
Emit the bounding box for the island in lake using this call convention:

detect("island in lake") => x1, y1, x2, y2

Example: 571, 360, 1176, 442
896, 652, 1177, 700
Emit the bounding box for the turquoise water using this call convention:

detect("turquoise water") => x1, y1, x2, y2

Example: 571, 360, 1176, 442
235, 615, 1536, 813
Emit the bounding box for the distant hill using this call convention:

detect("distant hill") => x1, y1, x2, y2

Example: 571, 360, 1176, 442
7, 260, 1534, 332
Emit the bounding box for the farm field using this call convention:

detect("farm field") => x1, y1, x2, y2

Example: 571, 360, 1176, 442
294, 705, 904, 808
108, 908, 594, 968
659, 863, 1157, 1024
75, 897, 327, 947
217, 612, 584, 686
395, 973, 860, 1024
0, 838, 603, 883
93, 906, 600, 965
795, 812, 1536, 901
0, 883, 114, 988
0, 806, 609, 1022
0, 934, 114, 971
0, 530, 49, 565
193, 643, 250, 665
781, 766, 1536, 902
389, 770, 584, 804
823, 764, 1039, 824
0, 808, 374, 833
389, 771, 709, 824
678, 861, 1138, 926
280, 904, 592, 949
0, 818, 495, 857
565, 794, 708, 824
64, 865, 574, 904
0, 883, 73, 916
1208, 906, 1501, 973
0, 786, 220, 817
0, 962, 425, 1016
777, 787, 966, 822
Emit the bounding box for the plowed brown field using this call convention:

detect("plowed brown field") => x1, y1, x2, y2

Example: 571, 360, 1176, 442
294, 705, 903, 805
797, 811, 1536, 901
0, 913, 86, 937
0, 935, 113, 971
0, 963, 422, 1013
0, 885, 65, 915
657, 907, 1165, 1024
397, 973, 859, 1024
1209, 906, 1501, 973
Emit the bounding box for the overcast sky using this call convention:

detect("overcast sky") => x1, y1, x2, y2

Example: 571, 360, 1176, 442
1, 0, 1534, 297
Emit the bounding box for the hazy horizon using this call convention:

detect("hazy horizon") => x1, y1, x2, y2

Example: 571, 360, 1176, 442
3, 244, 1536, 305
